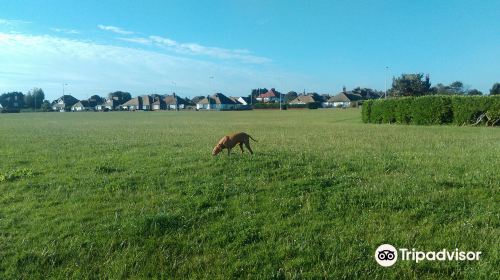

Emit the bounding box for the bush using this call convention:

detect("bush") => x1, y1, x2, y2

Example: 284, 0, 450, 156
307, 102, 321, 109
362, 100, 372, 123
362, 95, 500, 126
253, 103, 288, 110
287, 104, 307, 109
0, 108, 21, 113
451, 96, 493, 125
411, 96, 452, 125
394, 97, 414, 124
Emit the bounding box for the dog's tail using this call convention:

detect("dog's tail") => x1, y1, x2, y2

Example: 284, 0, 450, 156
248, 134, 258, 142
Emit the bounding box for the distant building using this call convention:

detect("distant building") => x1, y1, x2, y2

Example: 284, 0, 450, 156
288, 94, 323, 105
164, 93, 188, 110
152, 96, 166, 110
121, 96, 142, 111
325, 87, 363, 108
52, 95, 79, 112
196, 93, 239, 110
96, 98, 122, 111
119, 95, 153, 111
71, 100, 93, 111
141, 95, 152, 110
256, 88, 279, 103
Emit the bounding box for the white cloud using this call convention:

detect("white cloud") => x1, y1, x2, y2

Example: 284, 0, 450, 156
0, 18, 30, 26
96, 24, 270, 64
117, 37, 151, 45
0, 32, 307, 100
97, 25, 134, 35
128, 35, 272, 64
51, 28, 79, 34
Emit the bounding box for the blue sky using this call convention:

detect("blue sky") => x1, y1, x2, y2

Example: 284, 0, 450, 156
0, 0, 499, 100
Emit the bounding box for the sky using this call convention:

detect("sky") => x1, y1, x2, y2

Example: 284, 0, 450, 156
0, 0, 499, 100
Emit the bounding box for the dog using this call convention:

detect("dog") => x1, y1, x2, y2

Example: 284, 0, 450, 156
212, 132, 257, 156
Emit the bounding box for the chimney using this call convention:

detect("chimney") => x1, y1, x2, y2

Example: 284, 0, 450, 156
343, 86, 346, 93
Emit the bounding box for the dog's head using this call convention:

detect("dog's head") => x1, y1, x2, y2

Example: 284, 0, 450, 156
212, 144, 223, 156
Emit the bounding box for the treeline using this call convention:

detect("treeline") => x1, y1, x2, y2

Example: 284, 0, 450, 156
362, 95, 500, 126
0, 88, 46, 110
388, 74, 500, 97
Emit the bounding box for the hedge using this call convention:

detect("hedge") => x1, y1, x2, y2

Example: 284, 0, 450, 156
253, 103, 287, 110
253, 103, 320, 110
362, 95, 500, 126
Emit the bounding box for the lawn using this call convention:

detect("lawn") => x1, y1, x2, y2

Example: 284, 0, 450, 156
0, 109, 498, 279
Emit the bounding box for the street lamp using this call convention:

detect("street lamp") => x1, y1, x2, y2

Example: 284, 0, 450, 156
384, 67, 389, 98
279, 89, 282, 111
63, 83, 68, 96
209, 76, 214, 94
172, 81, 177, 93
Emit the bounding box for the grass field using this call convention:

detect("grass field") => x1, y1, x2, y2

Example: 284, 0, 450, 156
0, 109, 498, 279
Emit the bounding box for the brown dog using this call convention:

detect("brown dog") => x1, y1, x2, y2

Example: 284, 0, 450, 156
212, 132, 257, 156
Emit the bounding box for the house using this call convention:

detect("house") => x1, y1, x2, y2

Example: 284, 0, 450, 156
164, 93, 187, 110
196, 93, 238, 110
256, 88, 279, 102
71, 97, 101, 111
236, 96, 255, 106
288, 94, 323, 105
325, 87, 363, 108
120, 95, 153, 111
71, 100, 94, 111
152, 96, 166, 110
141, 95, 152, 110
96, 98, 121, 111
52, 95, 79, 112
121, 96, 141, 110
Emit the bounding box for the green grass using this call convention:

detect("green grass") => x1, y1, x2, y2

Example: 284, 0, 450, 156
0, 109, 499, 279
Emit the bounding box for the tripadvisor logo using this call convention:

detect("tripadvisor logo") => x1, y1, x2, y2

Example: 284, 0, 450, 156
375, 244, 481, 267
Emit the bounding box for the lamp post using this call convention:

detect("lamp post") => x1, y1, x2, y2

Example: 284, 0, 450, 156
279, 89, 282, 111
384, 66, 389, 99
209, 76, 214, 94
172, 81, 176, 92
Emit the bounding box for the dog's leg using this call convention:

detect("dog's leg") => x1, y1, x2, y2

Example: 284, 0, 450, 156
239, 143, 244, 154
227, 148, 231, 156
244, 141, 253, 155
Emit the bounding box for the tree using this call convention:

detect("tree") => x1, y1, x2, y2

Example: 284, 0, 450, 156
251, 88, 268, 99
190, 96, 205, 104
432, 83, 449, 95
490, 83, 500, 95
23, 92, 33, 108
183, 97, 195, 106
40, 100, 52, 112
0, 92, 24, 108
449, 81, 465, 94
88, 95, 104, 104
390, 73, 431, 97
28, 88, 45, 109
284, 91, 298, 103
467, 89, 483, 96
108, 91, 131, 102
352, 87, 383, 99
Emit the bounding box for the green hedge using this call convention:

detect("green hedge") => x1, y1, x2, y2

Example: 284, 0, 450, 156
287, 104, 306, 109
253, 103, 287, 109
362, 95, 500, 126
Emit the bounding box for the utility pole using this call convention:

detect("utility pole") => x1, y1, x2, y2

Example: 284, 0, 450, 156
209, 76, 214, 94
279, 89, 282, 111
385, 66, 389, 98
